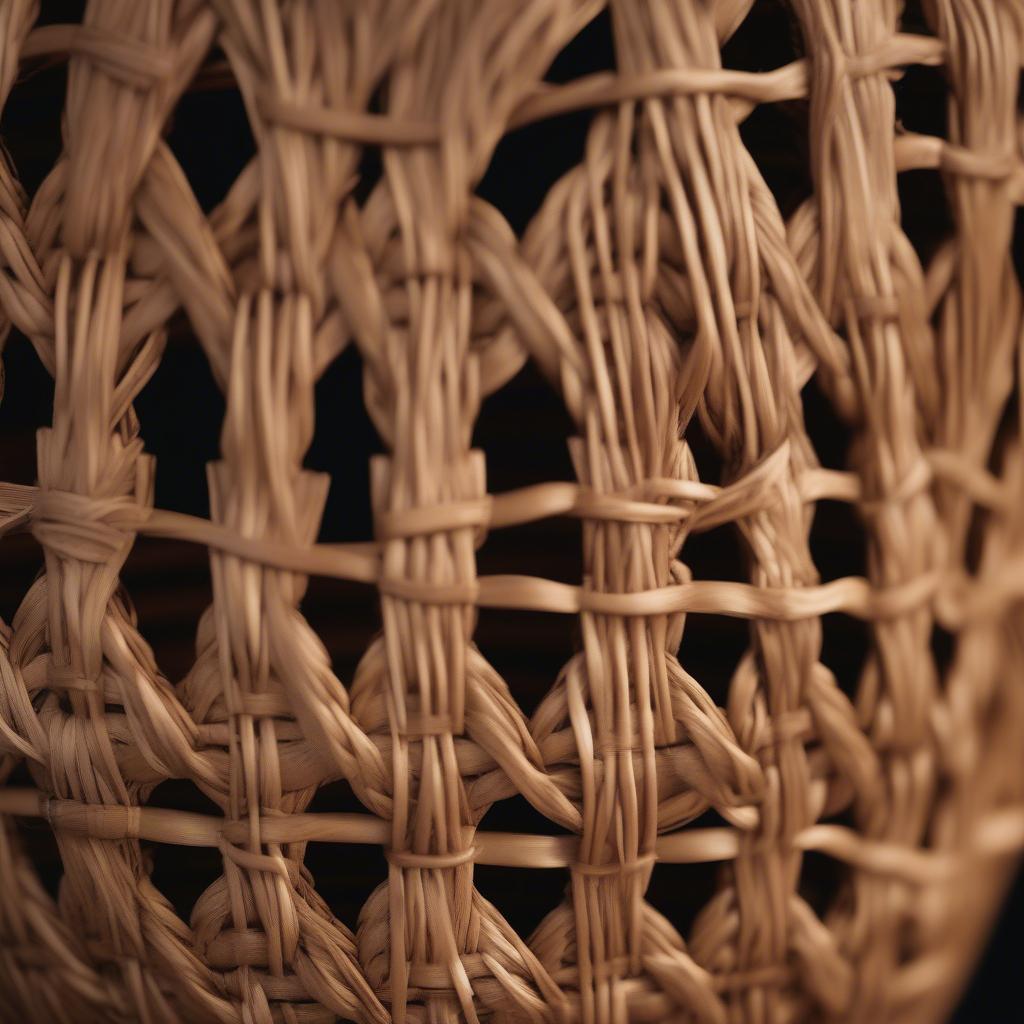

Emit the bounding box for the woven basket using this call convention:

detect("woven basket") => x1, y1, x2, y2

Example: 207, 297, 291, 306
0, 1, 1022, 1022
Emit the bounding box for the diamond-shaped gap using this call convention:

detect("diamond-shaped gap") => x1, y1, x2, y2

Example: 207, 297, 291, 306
478, 791, 571, 838
816, 614, 872, 711
301, 778, 387, 931
930, 622, 956, 684
473, 359, 579, 719
140, 778, 224, 923
898, 168, 952, 270
126, 332, 222, 682
0, 9, 71, 200
120, 535, 213, 685
134, 329, 224, 519
0, 23, 58, 617
307, 345, 382, 546
680, 411, 744, 587
801, 373, 849, 472
646, 809, 732, 943
810, 510, 870, 706
797, 848, 848, 923
673, 614, 751, 712
950, 388, 1021, 588
166, 59, 254, 214
722, 0, 812, 221
683, 525, 748, 583
898, 0, 954, 117
475, 7, 613, 235
476, 603, 577, 722
1012, 197, 1024, 286
676, 417, 751, 710
893, 2, 950, 269
894, 52, 947, 143
802, 373, 870, 704
0, 329, 51, 483
684, 477, 749, 589
472, 358, 578, 577
809, 496, 867, 583
8, 813, 62, 904
680, 410, 748, 589
300, 345, 383, 692
33, 0, 85, 24
474, 794, 570, 942
473, 861, 569, 945
4, 760, 62, 902
0, 329, 51, 622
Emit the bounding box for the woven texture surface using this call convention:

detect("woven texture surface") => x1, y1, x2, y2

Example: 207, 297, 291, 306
1, 1, 1023, 1022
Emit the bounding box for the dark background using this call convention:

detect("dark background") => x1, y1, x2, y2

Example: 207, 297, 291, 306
0, 2, 1020, 1020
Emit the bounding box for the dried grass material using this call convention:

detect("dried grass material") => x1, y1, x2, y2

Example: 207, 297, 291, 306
0, 1, 1023, 1022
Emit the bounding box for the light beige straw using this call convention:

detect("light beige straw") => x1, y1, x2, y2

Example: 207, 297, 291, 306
0, 1, 1022, 1022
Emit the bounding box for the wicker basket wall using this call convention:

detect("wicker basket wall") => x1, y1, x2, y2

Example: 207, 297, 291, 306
0, 1, 1022, 1022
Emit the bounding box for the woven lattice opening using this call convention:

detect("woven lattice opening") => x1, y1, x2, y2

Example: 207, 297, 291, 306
1, 2, 1023, 1022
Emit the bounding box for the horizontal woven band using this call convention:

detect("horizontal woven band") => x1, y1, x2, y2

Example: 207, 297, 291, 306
7, 789, 1022, 885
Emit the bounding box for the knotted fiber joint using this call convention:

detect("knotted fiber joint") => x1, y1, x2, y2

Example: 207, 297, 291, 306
357, 862, 570, 1024
198, 456, 332, 802
33, 429, 153, 565
529, 898, 730, 1024
531, 438, 764, 816
18, 239, 236, 1020
356, 449, 572, 1023
357, 838, 570, 1023
527, 436, 755, 1024
367, 449, 487, 740
28, 442, 155, 782
190, 436, 389, 1023
191, 843, 386, 1024
360, 448, 518, 1023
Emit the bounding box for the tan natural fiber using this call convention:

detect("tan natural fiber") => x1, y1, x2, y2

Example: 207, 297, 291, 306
0, 1, 1023, 1022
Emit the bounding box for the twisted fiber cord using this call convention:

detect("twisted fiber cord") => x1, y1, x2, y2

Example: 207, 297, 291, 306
335, 6, 602, 1021
786, 4, 949, 1019
177, 4, 408, 1022
902, 3, 1024, 1019
509, 7, 750, 1018
0, 1, 1022, 1023
1, 4, 252, 1021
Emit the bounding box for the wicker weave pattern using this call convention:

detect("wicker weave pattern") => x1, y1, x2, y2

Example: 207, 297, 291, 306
0, 1, 1022, 1022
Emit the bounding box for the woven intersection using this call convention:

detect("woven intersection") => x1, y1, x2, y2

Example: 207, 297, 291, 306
0, 1, 1023, 1022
